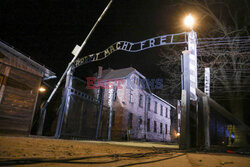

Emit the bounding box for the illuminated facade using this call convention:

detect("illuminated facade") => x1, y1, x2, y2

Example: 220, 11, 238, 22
94, 67, 176, 141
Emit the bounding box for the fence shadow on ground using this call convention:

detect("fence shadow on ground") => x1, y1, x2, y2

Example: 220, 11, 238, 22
0, 150, 185, 166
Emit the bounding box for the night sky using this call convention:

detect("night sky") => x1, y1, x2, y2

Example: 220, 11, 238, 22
0, 0, 189, 79
1, 1, 249, 99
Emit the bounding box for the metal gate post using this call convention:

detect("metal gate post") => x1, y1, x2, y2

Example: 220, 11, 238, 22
55, 65, 74, 138
180, 50, 191, 149
202, 96, 210, 149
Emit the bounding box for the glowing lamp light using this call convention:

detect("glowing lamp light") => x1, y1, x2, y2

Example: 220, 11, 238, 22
39, 87, 46, 92
176, 132, 180, 137
184, 14, 194, 29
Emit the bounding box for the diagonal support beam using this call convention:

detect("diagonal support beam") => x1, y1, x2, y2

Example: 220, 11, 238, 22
196, 88, 250, 131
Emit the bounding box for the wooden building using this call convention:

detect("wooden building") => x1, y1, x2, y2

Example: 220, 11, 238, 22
0, 41, 55, 136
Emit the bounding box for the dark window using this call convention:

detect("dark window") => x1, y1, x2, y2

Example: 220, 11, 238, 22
139, 94, 143, 107
154, 121, 157, 132
139, 77, 146, 89
148, 97, 151, 110
160, 105, 163, 116
166, 108, 168, 117
128, 113, 133, 129
138, 116, 142, 130
113, 86, 117, 101
147, 119, 150, 132
154, 101, 157, 113
160, 123, 163, 134
134, 76, 138, 85
165, 124, 168, 134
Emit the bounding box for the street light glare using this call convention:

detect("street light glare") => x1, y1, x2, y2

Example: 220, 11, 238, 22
184, 14, 194, 29
39, 87, 46, 92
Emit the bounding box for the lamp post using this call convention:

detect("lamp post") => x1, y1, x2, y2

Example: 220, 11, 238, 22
180, 14, 198, 149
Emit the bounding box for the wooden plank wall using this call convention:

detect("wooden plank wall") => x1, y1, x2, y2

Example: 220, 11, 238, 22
0, 63, 41, 135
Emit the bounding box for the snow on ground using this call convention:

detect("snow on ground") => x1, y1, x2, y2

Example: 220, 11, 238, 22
0, 136, 249, 167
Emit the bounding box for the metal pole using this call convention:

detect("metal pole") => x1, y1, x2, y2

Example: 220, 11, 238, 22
40, 0, 113, 132
187, 30, 198, 101
144, 95, 149, 140
202, 96, 210, 149
96, 88, 104, 139
180, 50, 191, 149
55, 66, 74, 138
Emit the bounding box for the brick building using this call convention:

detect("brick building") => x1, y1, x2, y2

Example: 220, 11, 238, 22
93, 67, 176, 142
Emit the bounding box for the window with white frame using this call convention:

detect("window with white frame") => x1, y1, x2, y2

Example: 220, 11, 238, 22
148, 97, 151, 111
160, 105, 163, 116
154, 101, 157, 113
154, 121, 157, 132
139, 94, 143, 107
165, 108, 168, 118
113, 86, 117, 101
129, 88, 133, 103
160, 123, 163, 134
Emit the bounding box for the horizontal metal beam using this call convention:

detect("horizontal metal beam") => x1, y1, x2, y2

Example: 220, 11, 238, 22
68, 87, 99, 105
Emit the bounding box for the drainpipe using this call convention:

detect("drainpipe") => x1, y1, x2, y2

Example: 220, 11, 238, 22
144, 94, 149, 140
107, 87, 115, 140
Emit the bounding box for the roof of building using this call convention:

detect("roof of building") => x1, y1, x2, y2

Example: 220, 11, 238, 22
98, 67, 176, 109
152, 93, 176, 109
0, 40, 55, 78
100, 67, 136, 80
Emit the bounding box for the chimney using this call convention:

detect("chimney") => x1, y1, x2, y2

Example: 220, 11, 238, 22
97, 66, 103, 79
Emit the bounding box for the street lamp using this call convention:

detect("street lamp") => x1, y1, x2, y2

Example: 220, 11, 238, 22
39, 86, 46, 93
184, 14, 195, 30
